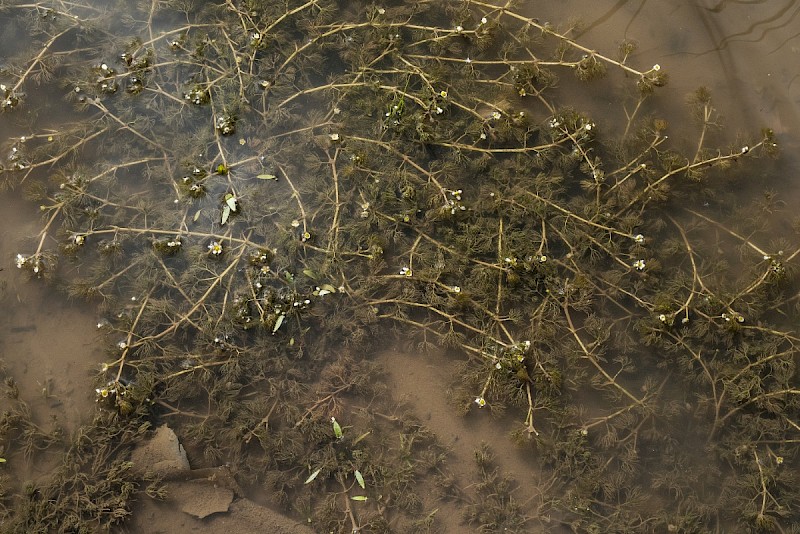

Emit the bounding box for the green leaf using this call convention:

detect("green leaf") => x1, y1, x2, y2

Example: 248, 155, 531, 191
0, 457, 6, 463
256, 173, 277, 180
354, 470, 365, 489
331, 417, 343, 439
221, 204, 231, 225
193, 209, 201, 222
304, 467, 321, 484
350, 495, 368, 501
303, 269, 319, 280
272, 314, 285, 333
319, 283, 337, 294
216, 163, 228, 174
224, 194, 238, 212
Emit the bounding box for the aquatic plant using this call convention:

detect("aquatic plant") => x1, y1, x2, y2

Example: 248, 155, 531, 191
1, 0, 797, 531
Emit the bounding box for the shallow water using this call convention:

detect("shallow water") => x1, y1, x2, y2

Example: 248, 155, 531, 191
1, 1, 799, 532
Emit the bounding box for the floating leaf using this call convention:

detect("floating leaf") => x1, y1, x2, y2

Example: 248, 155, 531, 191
354, 470, 365, 489
304, 467, 321, 484
0, 457, 6, 463
331, 417, 343, 439
193, 209, 201, 222
224, 194, 238, 211
221, 204, 231, 225
319, 283, 337, 294
303, 269, 319, 280
256, 173, 277, 180
350, 495, 368, 501
352, 431, 371, 445
272, 314, 285, 333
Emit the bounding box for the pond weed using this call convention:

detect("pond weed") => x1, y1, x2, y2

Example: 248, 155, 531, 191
0, 0, 797, 531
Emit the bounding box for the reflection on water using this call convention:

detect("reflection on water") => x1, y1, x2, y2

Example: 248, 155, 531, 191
1, 0, 799, 532
542, 0, 800, 165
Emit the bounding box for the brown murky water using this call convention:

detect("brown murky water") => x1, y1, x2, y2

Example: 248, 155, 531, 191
2, 1, 799, 532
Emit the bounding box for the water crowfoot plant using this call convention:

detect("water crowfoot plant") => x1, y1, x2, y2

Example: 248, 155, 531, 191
1, 0, 798, 531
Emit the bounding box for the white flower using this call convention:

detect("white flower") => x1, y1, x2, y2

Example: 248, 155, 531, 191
538, 255, 547, 263
117, 340, 128, 350
377, 7, 385, 14
316, 286, 332, 296
15, 254, 27, 269
399, 267, 412, 277
207, 241, 223, 255
481, 17, 488, 24
495, 362, 502, 369
491, 111, 502, 120
455, 25, 463, 32
632, 259, 645, 271
329, 133, 340, 141
658, 314, 667, 323
652, 64, 661, 71
741, 146, 749, 154
633, 234, 645, 244
465, 57, 471, 64
451, 285, 461, 293
474, 396, 486, 407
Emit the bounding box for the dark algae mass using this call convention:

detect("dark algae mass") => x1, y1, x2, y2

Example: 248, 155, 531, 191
0, 1, 798, 532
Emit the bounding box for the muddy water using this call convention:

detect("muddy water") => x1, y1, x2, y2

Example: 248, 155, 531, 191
531, 0, 800, 195
1, 0, 799, 532
533, 0, 800, 132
